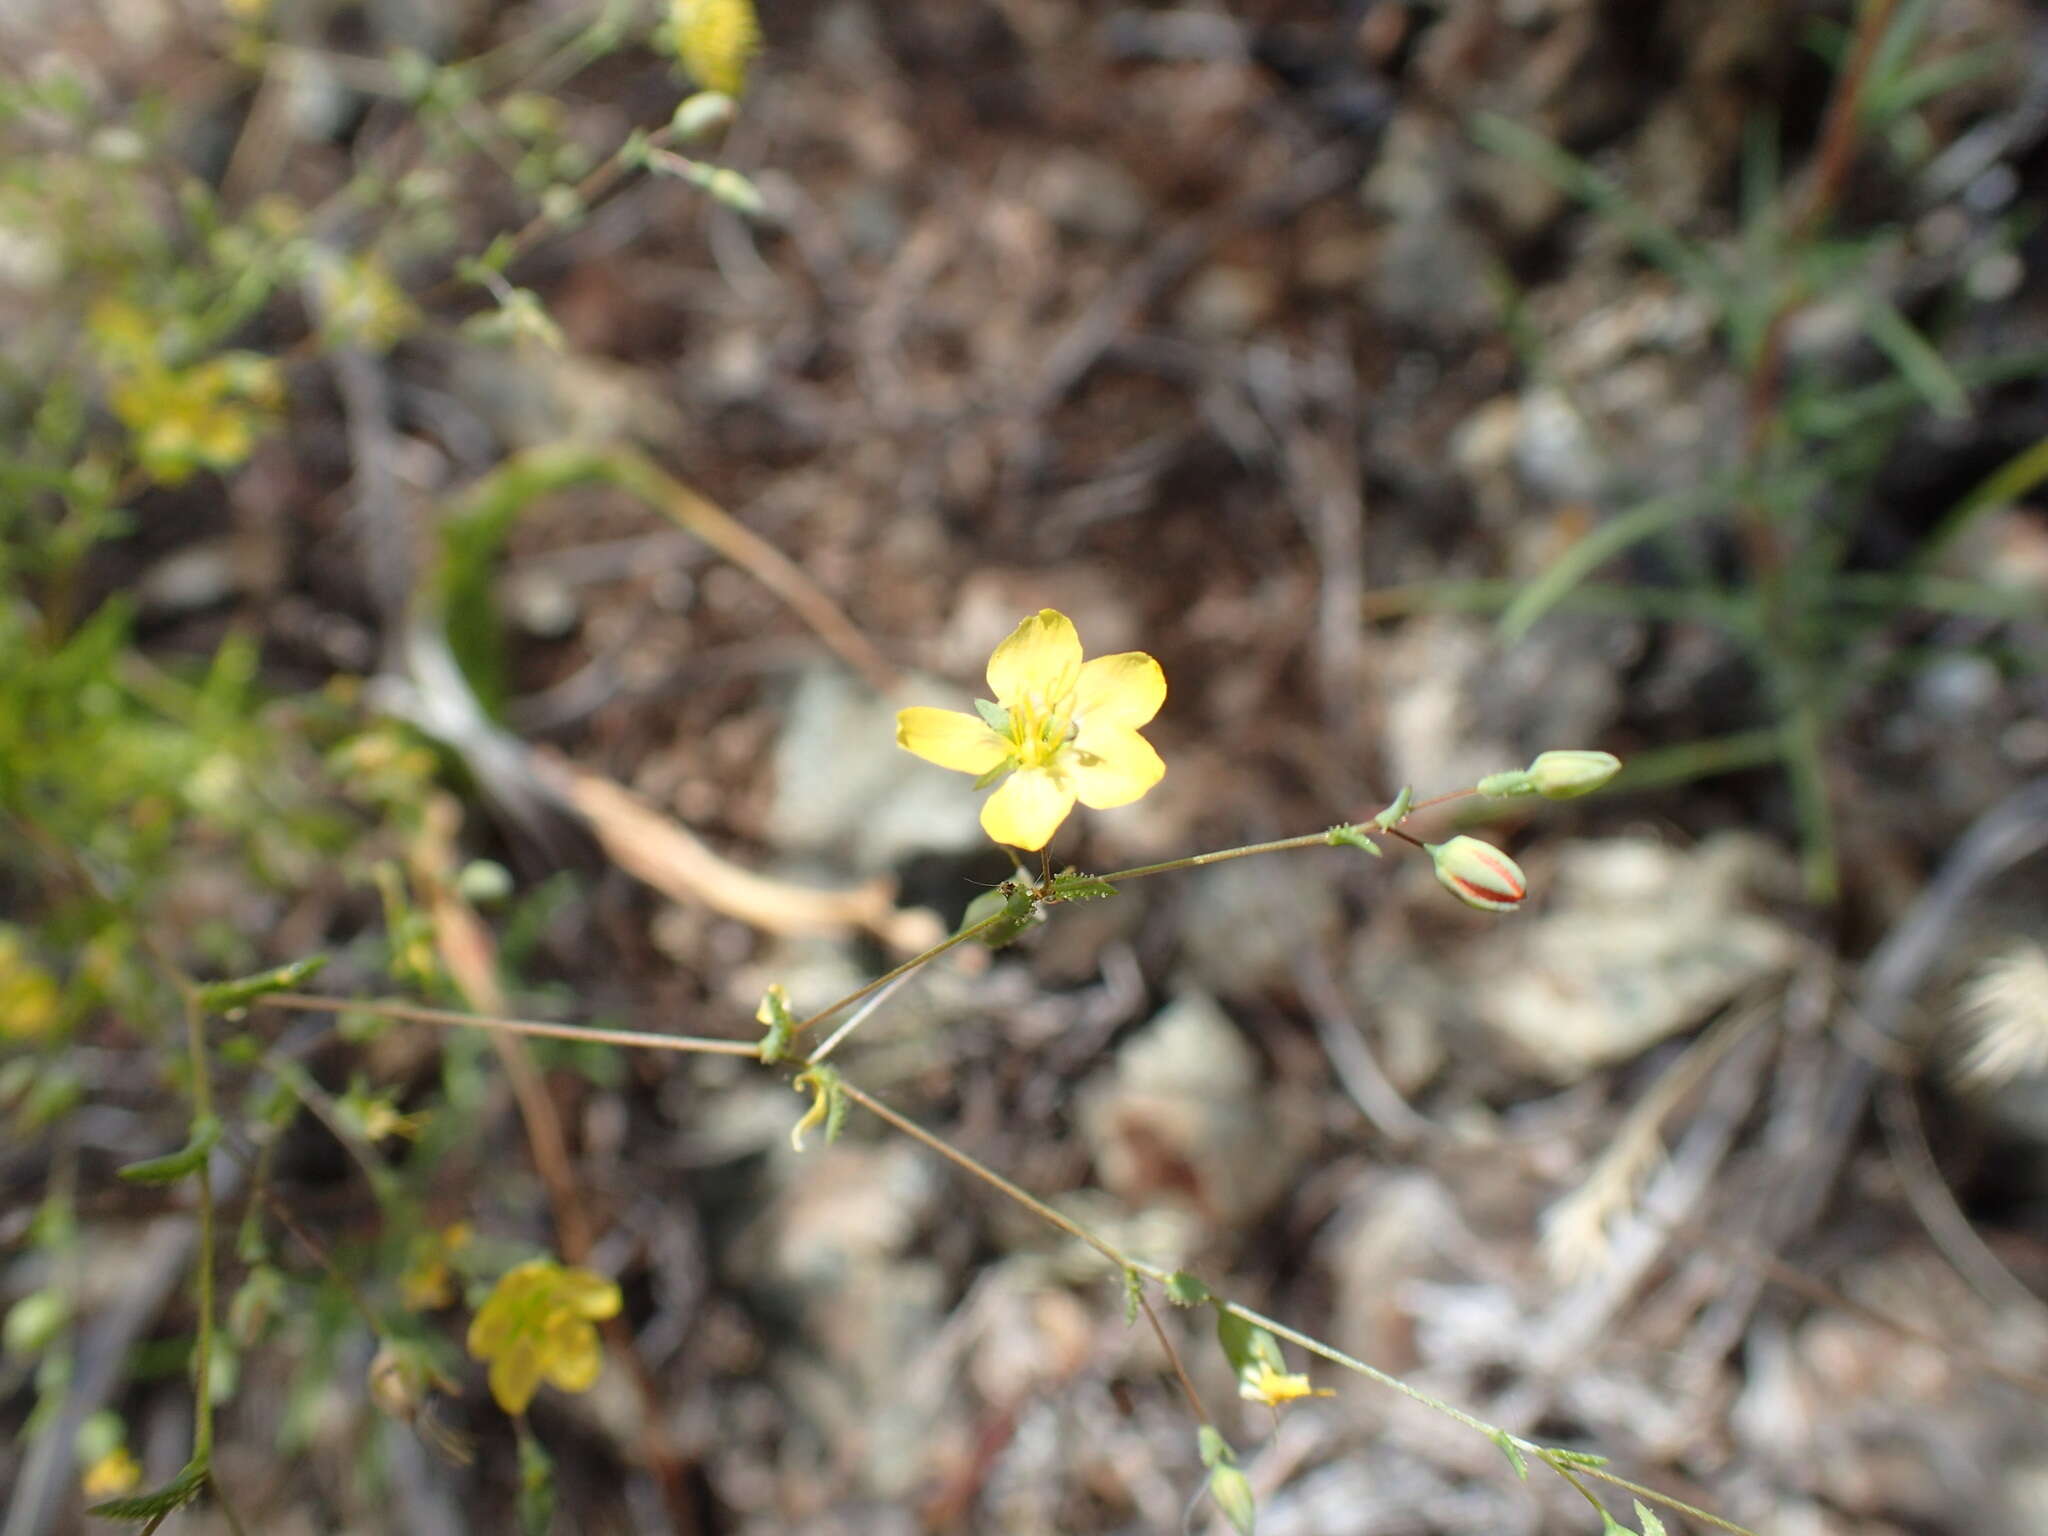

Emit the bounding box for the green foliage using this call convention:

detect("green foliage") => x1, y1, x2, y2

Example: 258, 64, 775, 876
84, 1457, 207, 1522
116, 1115, 222, 1185
1468, 40, 2048, 898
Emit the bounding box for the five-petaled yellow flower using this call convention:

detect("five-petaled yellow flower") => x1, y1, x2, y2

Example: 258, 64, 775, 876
897, 609, 1166, 851
465, 1258, 620, 1416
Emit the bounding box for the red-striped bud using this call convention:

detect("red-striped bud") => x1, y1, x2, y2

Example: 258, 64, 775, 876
1427, 836, 1527, 912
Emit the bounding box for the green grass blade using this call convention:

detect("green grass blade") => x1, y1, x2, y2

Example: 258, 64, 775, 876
1497, 485, 1727, 642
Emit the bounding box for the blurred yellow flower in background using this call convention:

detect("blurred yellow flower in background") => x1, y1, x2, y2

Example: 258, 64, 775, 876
80, 1446, 141, 1500
671, 0, 760, 97
465, 1259, 620, 1415
896, 609, 1166, 851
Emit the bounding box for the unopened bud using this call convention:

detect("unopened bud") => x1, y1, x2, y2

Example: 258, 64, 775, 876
1427, 836, 1527, 912
369, 1343, 424, 1423
671, 91, 736, 140
1525, 749, 1621, 799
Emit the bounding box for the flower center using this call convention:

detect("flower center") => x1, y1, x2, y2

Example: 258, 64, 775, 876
1006, 685, 1077, 770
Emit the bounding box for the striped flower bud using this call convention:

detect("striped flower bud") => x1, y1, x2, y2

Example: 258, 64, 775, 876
1525, 749, 1621, 799
1427, 836, 1527, 912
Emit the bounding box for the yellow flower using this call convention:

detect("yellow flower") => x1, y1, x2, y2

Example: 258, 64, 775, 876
1238, 1361, 1334, 1409
671, 0, 760, 97
896, 609, 1166, 851
399, 1222, 473, 1312
466, 1258, 620, 1416
81, 1447, 141, 1500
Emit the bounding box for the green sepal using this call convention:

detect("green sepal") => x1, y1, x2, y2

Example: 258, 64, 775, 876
755, 983, 796, 1065
973, 697, 1011, 733
1371, 786, 1413, 830
1633, 1504, 1668, 1536
1164, 1271, 1210, 1307
1325, 824, 1381, 855
960, 884, 1038, 950
971, 761, 1010, 790
86, 1457, 207, 1521
823, 1069, 848, 1145
1214, 1309, 1286, 1383
1476, 769, 1533, 797
197, 956, 327, 1015
117, 1114, 222, 1184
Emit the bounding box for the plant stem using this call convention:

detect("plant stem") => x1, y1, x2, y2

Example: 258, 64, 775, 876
1137, 1292, 1211, 1426
834, 1080, 1127, 1270
1096, 831, 1354, 883
176, 987, 219, 1466
789, 909, 1008, 1041
264, 992, 760, 1056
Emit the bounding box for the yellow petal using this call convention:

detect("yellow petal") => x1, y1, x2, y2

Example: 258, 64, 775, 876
896, 707, 1008, 775
986, 610, 1081, 709
1074, 651, 1165, 730
544, 1323, 604, 1393
466, 1303, 512, 1357
557, 1267, 623, 1319
1067, 725, 1164, 809
489, 1343, 543, 1415
980, 767, 1076, 850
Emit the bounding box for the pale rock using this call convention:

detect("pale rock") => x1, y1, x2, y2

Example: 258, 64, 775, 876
1078, 990, 1304, 1228
1464, 833, 1799, 1080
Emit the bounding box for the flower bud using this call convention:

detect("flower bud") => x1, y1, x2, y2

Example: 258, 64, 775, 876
1525, 749, 1621, 799
1427, 836, 1527, 912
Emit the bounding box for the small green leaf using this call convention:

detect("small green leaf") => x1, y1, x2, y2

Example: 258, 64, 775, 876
1164, 1271, 1210, 1307
1196, 1423, 1234, 1468
755, 983, 796, 1065
1325, 824, 1382, 855
116, 1115, 222, 1184
1045, 871, 1117, 902
1122, 1268, 1143, 1325
1208, 1464, 1256, 1535
973, 698, 1011, 732
196, 956, 327, 1014
1598, 1510, 1629, 1535
1545, 1448, 1611, 1469
1632, 1502, 1667, 1536
86, 1457, 207, 1521
1371, 786, 1413, 830
1491, 1429, 1529, 1480
1476, 769, 1533, 797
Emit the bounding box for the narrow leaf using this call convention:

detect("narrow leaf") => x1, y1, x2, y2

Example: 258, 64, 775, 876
117, 1115, 222, 1185
86, 1458, 207, 1521
1491, 1429, 1529, 1480
197, 956, 327, 1014
1857, 293, 1968, 421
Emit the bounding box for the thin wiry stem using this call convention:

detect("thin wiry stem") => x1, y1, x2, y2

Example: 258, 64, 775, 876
264, 992, 759, 1056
